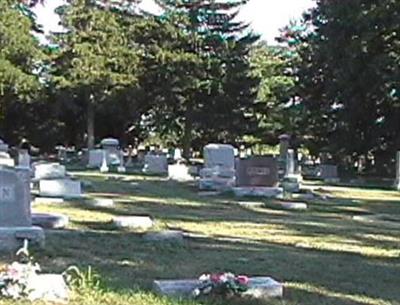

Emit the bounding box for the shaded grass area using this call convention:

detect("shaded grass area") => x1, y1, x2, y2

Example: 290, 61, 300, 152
2, 171, 400, 305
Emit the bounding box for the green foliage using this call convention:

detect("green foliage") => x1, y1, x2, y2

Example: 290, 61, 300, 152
282, 0, 400, 173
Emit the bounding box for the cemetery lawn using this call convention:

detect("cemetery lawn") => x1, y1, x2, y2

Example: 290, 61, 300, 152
2, 171, 400, 305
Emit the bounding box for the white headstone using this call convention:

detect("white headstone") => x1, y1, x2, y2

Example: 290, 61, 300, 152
203, 144, 235, 169
34, 163, 66, 180
18, 149, 31, 169
168, 164, 192, 181
100, 151, 109, 173
39, 179, 81, 198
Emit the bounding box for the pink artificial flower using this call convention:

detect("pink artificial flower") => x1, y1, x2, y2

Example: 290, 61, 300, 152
236, 275, 249, 285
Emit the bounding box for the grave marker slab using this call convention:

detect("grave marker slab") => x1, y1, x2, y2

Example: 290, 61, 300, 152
34, 163, 66, 180
153, 277, 283, 299
39, 179, 81, 198
113, 216, 154, 229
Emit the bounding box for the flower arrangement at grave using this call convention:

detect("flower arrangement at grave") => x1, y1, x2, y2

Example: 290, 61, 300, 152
192, 272, 249, 298
0, 241, 40, 299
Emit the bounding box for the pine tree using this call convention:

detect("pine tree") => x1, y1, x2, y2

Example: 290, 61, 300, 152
51, 0, 141, 148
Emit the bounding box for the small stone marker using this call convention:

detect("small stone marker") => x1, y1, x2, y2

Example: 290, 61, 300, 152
89, 198, 114, 207
235, 201, 265, 207
100, 151, 109, 173
168, 164, 193, 181
34, 163, 66, 180
32, 213, 69, 229
32, 197, 65, 205
18, 149, 31, 169
27, 274, 69, 303
39, 179, 81, 198
143, 154, 168, 174
113, 216, 154, 229
233, 187, 282, 198
143, 230, 184, 243
153, 276, 283, 299
280, 201, 308, 210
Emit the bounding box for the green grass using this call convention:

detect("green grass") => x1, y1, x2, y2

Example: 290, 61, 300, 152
1, 171, 400, 305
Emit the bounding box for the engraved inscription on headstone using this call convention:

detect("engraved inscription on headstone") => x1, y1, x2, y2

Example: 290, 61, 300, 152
236, 156, 278, 187
0, 186, 14, 202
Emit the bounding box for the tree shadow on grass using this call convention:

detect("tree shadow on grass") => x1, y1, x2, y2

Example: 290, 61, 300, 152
36, 230, 399, 305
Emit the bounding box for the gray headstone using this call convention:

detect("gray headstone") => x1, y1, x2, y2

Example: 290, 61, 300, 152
0, 167, 31, 227
318, 164, 338, 180
143, 155, 168, 174
233, 187, 282, 198
236, 156, 278, 187
18, 149, 31, 169
26, 274, 69, 303
203, 144, 235, 169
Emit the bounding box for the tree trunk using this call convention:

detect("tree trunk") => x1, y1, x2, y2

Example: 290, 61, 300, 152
87, 95, 95, 149
182, 115, 192, 159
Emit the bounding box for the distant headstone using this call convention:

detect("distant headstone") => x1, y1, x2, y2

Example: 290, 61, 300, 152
100, 138, 120, 165
168, 164, 193, 181
143, 230, 184, 243
88, 149, 104, 168
280, 201, 307, 210
394, 151, 400, 190
39, 179, 81, 198
100, 151, 109, 173
113, 216, 154, 229
0, 139, 9, 152
236, 156, 278, 187
203, 144, 235, 168
18, 149, 31, 169
278, 134, 290, 161
143, 154, 168, 174
233, 187, 282, 198
89, 198, 114, 207
117, 151, 126, 173
34, 163, 66, 180
32, 213, 69, 229
318, 164, 338, 182
173, 148, 182, 161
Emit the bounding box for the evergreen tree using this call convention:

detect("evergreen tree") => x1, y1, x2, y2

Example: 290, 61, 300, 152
52, 0, 141, 148
149, 0, 259, 156
0, 0, 45, 139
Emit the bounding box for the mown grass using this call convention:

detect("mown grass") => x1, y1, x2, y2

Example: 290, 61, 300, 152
1, 170, 400, 305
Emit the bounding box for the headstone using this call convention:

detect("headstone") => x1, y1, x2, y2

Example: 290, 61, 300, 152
0, 139, 9, 152
168, 164, 193, 181
143, 230, 184, 243
89, 198, 114, 207
27, 274, 69, 303
100, 138, 120, 165
153, 276, 283, 299
203, 144, 235, 169
32, 197, 64, 205
236, 156, 278, 187
199, 144, 236, 191
32, 213, 69, 229
18, 149, 31, 169
286, 150, 295, 177
278, 134, 290, 160
56, 146, 67, 161
394, 151, 400, 190
173, 148, 182, 161
0, 167, 44, 251
117, 151, 126, 173
88, 149, 104, 168
143, 154, 168, 174
318, 164, 338, 182
39, 179, 81, 198
100, 151, 109, 173
113, 216, 154, 229
34, 163, 66, 180
0, 168, 31, 226
280, 201, 307, 210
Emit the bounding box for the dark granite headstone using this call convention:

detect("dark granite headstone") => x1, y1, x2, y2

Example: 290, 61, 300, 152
236, 156, 278, 187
